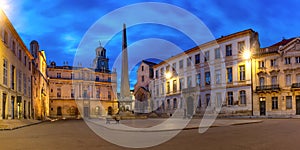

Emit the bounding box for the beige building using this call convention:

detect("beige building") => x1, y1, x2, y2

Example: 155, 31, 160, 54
48, 45, 118, 119
0, 10, 34, 119
253, 37, 300, 116
30, 40, 50, 120
134, 60, 156, 113
150, 29, 259, 117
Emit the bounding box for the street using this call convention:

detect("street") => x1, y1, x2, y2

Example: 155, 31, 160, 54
0, 119, 300, 150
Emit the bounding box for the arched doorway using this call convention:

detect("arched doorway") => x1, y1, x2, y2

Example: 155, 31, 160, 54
57, 106, 62, 116
107, 106, 113, 116
187, 96, 194, 118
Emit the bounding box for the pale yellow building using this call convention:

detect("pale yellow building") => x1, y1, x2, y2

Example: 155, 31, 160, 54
253, 37, 300, 116
48, 45, 118, 119
150, 29, 259, 117
0, 10, 34, 119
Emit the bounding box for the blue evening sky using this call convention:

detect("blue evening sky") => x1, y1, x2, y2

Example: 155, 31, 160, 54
2, 0, 300, 89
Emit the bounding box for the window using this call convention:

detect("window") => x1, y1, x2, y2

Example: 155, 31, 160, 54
28, 62, 31, 71
240, 90, 246, 105
286, 96, 292, 109
71, 89, 75, 98
259, 77, 265, 86
3, 31, 8, 44
166, 65, 170, 73
239, 65, 246, 81
11, 65, 15, 90
155, 70, 159, 78
12, 41, 16, 53
226, 44, 232, 56
215, 48, 220, 59
173, 98, 177, 109
23, 74, 26, 95
196, 73, 201, 86
141, 75, 144, 82
227, 92, 233, 105
167, 99, 170, 110
71, 73, 75, 79
187, 57, 192, 67
172, 63, 177, 75
258, 61, 265, 68
296, 57, 300, 64
108, 91, 111, 100
195, 54, 200, 64
3, 59, 8, 85
173, 80, 177, 93
179, 78, 184, 90
160, 68, 164, 77
179, 60, 183, 69
57, 73, 61, 78
187, 76, 192, 88
24, 56, 27, 66
227, 67, 233, 83
286, 74, 292, 86
204, 51, 209, 62
297, 74, 300, 83
270, 59, 277, 67
161, 83, 164, 94
205, 72, 211, 85
216, 93, 222, 107
206, 94, 211, 106
18, 49, 22, 61
141, 66, 144, 71
18, 71, 22, 92
215, 69, 221, 84
238, 41, 245, 52
272, 97, 278, 109
166, 81, 170, 94
285, 57, 291, 64
271, 76, 277, 85
57, 88, 61, 97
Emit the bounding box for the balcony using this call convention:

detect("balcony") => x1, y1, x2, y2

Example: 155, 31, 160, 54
256, 84, 280, 92
292, 83, 300, 89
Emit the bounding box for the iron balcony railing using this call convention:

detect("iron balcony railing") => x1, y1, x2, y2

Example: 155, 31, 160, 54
292, 83, 300, 88
256, 84, 280, 91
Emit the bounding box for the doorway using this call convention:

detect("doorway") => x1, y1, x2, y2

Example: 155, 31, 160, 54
259, 99, 266, 116
296, 96, 300, 115
2, 93, 7, 119
187, 96, 194, 118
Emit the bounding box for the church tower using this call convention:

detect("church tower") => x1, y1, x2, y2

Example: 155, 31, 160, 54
94, 44, 110, 72
30, 40, 39, 59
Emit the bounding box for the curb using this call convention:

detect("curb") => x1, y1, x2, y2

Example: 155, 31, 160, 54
0, 121, 44, 131
86, 119, 263, 132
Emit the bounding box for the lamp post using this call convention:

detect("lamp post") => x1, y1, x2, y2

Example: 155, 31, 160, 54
243, 50, 253, 116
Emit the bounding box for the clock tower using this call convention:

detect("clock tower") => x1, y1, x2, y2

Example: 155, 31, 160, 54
94, 44, 110, 72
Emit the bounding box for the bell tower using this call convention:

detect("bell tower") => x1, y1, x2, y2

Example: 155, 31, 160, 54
93, 43, 109, 72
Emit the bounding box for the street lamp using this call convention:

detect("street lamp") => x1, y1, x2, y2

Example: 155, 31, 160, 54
243, 50, 253, 116
165, 72, 172, 79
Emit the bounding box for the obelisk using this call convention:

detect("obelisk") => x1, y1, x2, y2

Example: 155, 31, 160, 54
120, 24, 131, 99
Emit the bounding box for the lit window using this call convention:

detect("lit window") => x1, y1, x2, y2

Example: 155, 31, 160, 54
239, 65, 246, 81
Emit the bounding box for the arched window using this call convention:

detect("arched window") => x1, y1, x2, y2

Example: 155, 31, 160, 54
240, 90, 246, 105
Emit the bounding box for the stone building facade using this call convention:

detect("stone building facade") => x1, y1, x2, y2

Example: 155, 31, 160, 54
149, 29, 260, 117
253, 38, 300, 116
30, 41, 50, 120
0, 10, 34, 119
48, 45, 118, 119
134, 60, 156, 113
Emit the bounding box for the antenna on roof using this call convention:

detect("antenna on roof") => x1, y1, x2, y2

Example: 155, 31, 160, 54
99, 40, 102, 47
